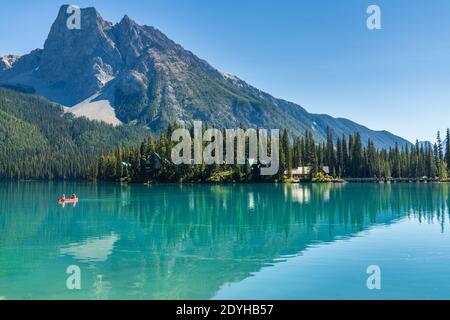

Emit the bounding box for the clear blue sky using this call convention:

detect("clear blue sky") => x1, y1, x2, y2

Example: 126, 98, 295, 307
1, 0, 449, 142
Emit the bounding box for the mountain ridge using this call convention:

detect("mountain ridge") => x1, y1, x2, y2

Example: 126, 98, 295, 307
0, 5, 412, 148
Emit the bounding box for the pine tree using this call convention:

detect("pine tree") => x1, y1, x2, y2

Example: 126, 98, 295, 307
350, 133, 363, 177
281, 129, 292, 176
336, 137, 344, 177
436, 131, 443, 162
293, 137, 303, 168
367, 139, 378, 177
325, 127, 336, 176
116, 147, 124, 179
446, 129, 450, 175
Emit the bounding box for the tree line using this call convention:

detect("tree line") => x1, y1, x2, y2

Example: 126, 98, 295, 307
3, 86, 448, 182
92, 123, 450, 182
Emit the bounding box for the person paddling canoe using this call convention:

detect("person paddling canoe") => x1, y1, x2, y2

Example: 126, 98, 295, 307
58, 194, 78, 204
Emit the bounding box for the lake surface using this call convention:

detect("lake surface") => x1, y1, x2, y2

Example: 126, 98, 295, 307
0, 182, 449, 300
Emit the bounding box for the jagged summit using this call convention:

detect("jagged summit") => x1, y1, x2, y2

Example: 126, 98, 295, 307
120, 14, 136, 25
0, 5, 411, 148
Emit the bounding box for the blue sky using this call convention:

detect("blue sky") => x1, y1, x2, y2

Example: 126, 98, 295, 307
1, 0, 449, 142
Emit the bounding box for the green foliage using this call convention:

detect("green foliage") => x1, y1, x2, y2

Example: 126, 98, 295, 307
2, 88, 448, 183
446, 129, 450, 176
0, 88, 148, 180
207, 170, 233, 183
312, 171, 332, 183
93, 125, 450, 183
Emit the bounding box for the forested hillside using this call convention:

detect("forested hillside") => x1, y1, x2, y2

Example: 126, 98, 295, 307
0, 88, 148, 179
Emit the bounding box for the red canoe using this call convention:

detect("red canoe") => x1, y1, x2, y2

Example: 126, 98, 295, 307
58, 197, 79, 204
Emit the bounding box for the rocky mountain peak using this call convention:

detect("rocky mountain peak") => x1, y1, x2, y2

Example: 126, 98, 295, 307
119, 14, 136, 26
0, 5, 412, 148
113, 14, 146, 66
36, 5, 121, 104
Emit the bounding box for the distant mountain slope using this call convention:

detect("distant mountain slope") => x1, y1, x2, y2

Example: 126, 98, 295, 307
419, 138, 448, 153
0, 5, 411, 148
0, 88, 148, 179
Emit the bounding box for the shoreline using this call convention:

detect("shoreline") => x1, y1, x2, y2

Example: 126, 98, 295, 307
142, 178, 450, 185
343, 178, 448, 183
6, 178, 450, 184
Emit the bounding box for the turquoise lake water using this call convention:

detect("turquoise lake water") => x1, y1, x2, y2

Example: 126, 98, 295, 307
0, 182, 449, 300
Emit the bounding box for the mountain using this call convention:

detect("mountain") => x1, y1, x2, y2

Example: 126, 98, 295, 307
419, 138, 448, 151
0, 88, 147, 179
418, 141, 433, 149
0, 55, 20, 71
0, 5, 411, 148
